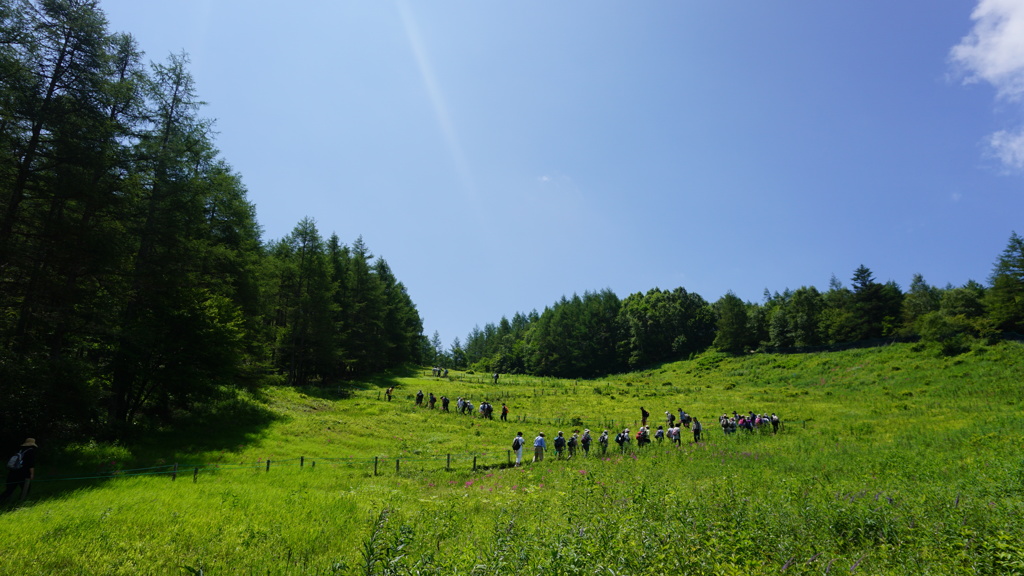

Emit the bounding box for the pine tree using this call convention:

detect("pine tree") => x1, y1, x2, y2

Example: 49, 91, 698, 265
986, 232, 1024, 332
108, 52, 260, 427
268, 218, 334, 385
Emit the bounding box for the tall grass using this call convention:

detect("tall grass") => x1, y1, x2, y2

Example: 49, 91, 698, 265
1, 341, 1022, 574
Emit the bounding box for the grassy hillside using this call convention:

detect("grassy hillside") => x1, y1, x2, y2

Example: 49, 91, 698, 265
2, 341, 1023, 575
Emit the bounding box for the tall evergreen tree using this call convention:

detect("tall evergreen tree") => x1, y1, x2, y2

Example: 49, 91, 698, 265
374, 258, 423, 368
341, 235, 385, 373
268, 218, 334, 385
0, 2, 426, 442
0, 0, 113, 268
448, 337, 466, 369
107, 52, 263, 428
429, 331, 444, 365
986, 231, 1024, 332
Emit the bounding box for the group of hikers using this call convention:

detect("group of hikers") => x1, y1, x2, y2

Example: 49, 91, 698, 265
406, 388, 510, 421
641, 406, 780, 439
509, 406, 782, 466
388, 387, 782, 467
510, 423, 693, 466
718, 411, 781, 434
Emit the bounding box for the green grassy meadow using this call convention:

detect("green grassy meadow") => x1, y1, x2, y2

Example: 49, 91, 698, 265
2, 341, 1023, 575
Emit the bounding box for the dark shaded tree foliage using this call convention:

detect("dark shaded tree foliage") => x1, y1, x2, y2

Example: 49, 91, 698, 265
0, 1, 424, 443
525, 289, 622, 377
264, 227, 423, 386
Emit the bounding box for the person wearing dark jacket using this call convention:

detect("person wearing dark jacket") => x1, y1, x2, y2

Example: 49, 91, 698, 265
1, 438, 37, 504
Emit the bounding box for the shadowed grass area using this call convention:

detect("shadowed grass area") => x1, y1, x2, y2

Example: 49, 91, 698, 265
2, 341, 1023, 575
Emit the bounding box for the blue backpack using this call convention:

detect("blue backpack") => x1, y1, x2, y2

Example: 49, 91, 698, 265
6, 449, 25, 471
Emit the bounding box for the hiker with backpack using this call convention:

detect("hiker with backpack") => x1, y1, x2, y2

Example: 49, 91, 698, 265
553, 431, 567, 459
598, 430, 609, 455
2, 438, 37, 505
580, 429, 592, 456
567, 432, 579, 459
636, 426, 651, 448
616, 429, 630, 453
511, 432, 525, 466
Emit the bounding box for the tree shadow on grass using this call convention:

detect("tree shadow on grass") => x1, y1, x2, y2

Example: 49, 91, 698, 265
297, 365, 419, 402
137, 391, 283, 460
7, 368, 423, 512
6, 390, 281, 512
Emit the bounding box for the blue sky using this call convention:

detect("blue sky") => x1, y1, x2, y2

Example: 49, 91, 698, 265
98, 0, 1024, 348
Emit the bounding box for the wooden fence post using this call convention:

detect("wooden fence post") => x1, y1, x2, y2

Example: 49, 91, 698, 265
473, 456, 477, 471
193, 467, 198, 483
172, 463, 178, 481
266, 459, 271, 472
396, 458, 400, 474
374, 456, 378, 476
300, 456, 305, 467
446, 454, 451, 471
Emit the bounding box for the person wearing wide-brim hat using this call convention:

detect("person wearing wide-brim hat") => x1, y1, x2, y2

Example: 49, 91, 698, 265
1, 438, 38, 504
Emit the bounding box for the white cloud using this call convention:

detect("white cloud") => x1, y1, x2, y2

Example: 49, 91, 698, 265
951, 1, 1024, 172
989, 127, 1024, 170
950, 0, 1024, 100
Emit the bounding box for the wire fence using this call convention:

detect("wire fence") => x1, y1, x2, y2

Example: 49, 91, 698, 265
28, 450, 527, 486
27, 421, 799, 488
